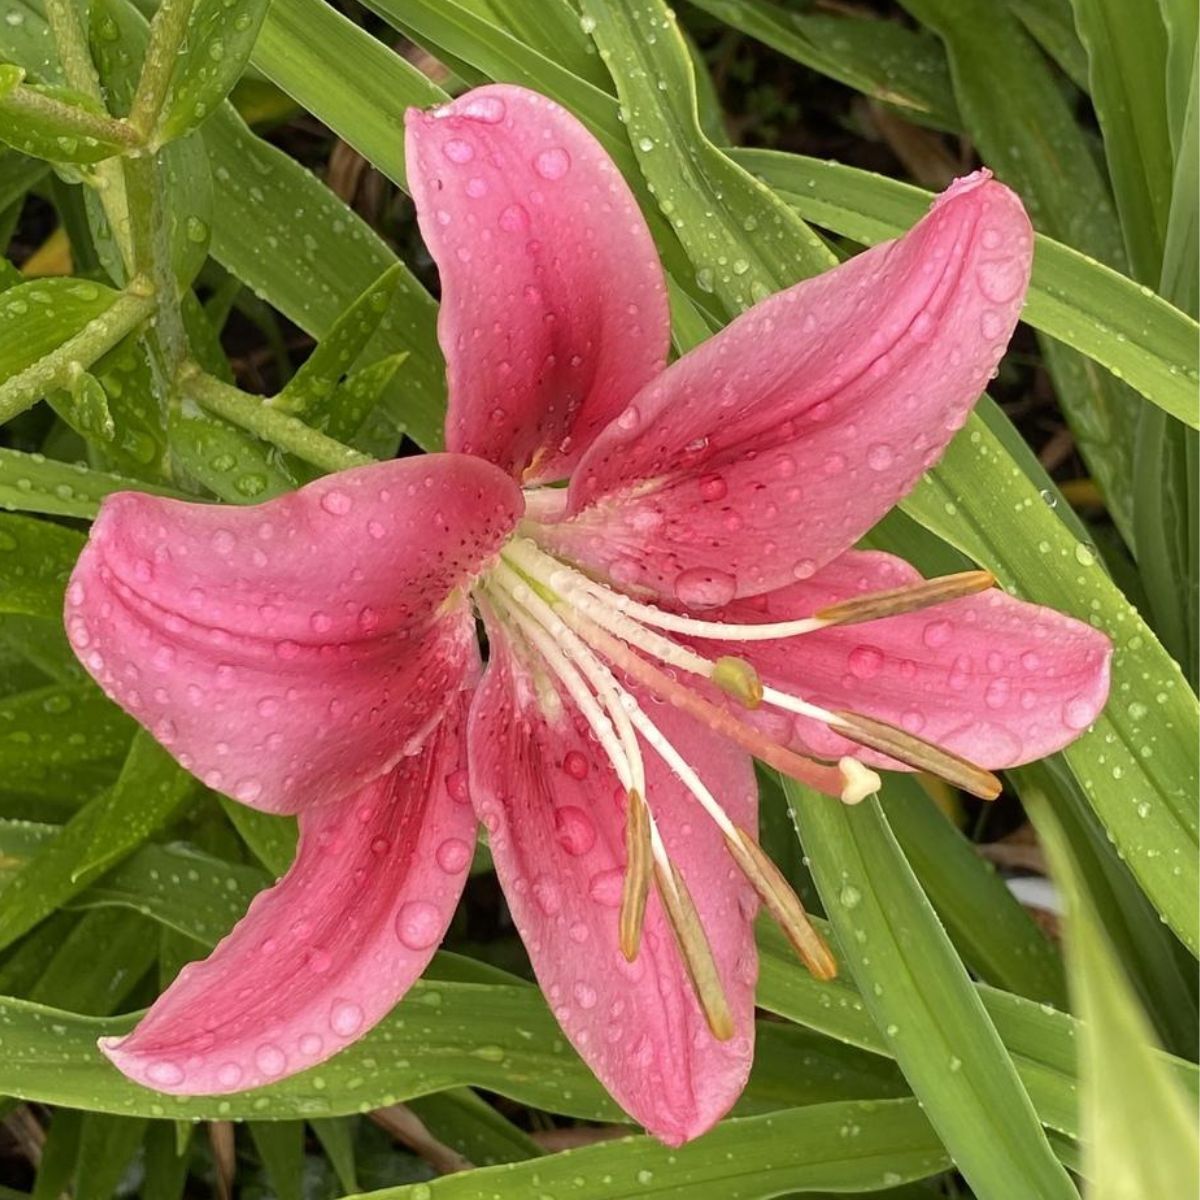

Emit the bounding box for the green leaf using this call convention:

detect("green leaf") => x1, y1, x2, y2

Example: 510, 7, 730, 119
340, 1100, 949, 1199
404, 1091, 541, 1168
0, 276, 120, 380
201, 105, 446, 449
898, 0, 1141, 537
31, 1108, 82, 1200
880, 775, 1067, 1006
217, 796, 296, 876
141, 1121, 191, 1200
249, 1121, 305, 1200
310, 1117, 360, 1194
1014, 758, 1199, 1060
154, 0, 272, 145
582, 0, 830, 314
0, 512, 83, 618
0, 730, 192, 951
276, 264, 403, 417
900, 411, 1200, 954
74, 1114, 149, 1200
1070, 0, 1175, 284
47, 368, 116, 443
784, 781, 1075, 1200
1040, 809, 1200, 1198
166, 405, 295, 504
731, 148, 1200, 429
27, 907, 157, 1015
0, 72, 136, 163
1006, 0, 1091, 90
684, 0, 960, 130
0, 681, 133, 803
0, 446, 183, 518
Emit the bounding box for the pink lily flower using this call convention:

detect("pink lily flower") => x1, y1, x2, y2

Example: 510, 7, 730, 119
65, 85, 1110, 1144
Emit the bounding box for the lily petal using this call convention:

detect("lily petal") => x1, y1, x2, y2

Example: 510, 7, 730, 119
467, 622, 757, 1145
552, 172, 1032, 601
67, 455, 522, 812
406, 84, 670, 484
685, 550, 1111, 769
99, 692, 476, 1093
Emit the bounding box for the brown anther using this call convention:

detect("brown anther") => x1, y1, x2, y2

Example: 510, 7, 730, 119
711, 655, 764, 709
653, 861, 736, 1040
618, 788, 652, 961
832, 710, 1002, 800
725, 827, 838, 981
813, 570, 996, 628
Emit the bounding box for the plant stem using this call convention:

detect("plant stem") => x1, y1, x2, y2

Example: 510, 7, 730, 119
179, 366, 376, 474
123, 152, 187, 375
0, 281, 156, 424
42, 0, 104, 99
128, 0, 195, 144
0, 85, 141, 150
41, 0, 135, 276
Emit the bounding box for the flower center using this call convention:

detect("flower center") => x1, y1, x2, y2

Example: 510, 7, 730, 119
473, 526, 1000, 1037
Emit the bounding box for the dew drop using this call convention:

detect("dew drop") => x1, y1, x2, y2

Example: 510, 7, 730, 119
673, 566, 737, 609
396, 901, 442, 949
329, 1000, 364, 1036
320, 489, 352, 516
435, 837, 471, 874
533, 146, 571, 180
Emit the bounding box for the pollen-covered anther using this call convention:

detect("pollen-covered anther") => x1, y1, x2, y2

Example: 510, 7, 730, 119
810, 570, 997, 629
711, 656, 763, 709
619, 788, 653, 961
725, 826, 837, 980
831, 710, 1002, 800
653, 861, 736, 1041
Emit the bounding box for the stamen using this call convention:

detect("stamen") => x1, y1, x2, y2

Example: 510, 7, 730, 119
483, 583, 635, 792
711, 656, 763, 708
558, 608, 851, 800
838, 757, 881, 804
724, 827, 837, 980
654, 860, 736, 1040
510, 538, 995, 643
829, 711, 1002, 800
619, 788, 653, 960
810, 571, 996, 628
489, 563, 647, 796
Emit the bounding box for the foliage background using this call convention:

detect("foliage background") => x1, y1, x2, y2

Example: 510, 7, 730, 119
0, 0, 1196, 1197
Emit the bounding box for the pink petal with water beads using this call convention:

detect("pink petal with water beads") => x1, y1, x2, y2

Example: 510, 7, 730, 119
685, 550, 1112, 769
549, 173, 1033, 602
66, 455, 522, 813
99, 693, 476, 1093
466, 624, 758, 1145
406, 84, 670, 484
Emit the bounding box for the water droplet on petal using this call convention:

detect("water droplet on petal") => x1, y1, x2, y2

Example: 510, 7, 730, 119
674, 567, 737, 609
255, 1044, 287, 1076
436, 837, 471, 874
443, 137, 474, 164
554, 806, 596, 856
533, 146, 570, 180
396, 901, 442, 949
147, 1060, 185, 1086
329, 1000, 364, 1036
321, 489, 352, 516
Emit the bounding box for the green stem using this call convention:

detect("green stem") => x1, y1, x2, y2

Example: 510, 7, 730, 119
42, 0, 135, 274
0, 85, 141, 150
42, 0, 103, 99
123, 152, 187, 374
0, 281, 155, 424
180, 367, 376, 474
128, 0, 195, 144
